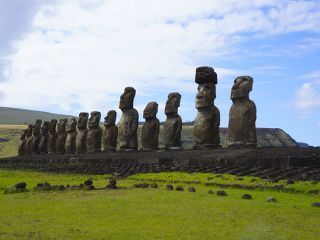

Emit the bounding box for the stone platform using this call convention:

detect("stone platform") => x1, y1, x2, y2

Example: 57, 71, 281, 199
1, 147, 320, 181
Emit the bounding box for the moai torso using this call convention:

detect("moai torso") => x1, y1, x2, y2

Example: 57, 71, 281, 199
193, 67, 220, 149
102, 110, 118, 151
163, 93, 182, 149
47, 119, 57, 154
18, 130, 26, 156
86, 111, 102, 153
118, 87, 139, 150
56, 118, 68, 154
228, 76, 257, 147
76, 112, 88, 154
142, 102, 160, 150
65, 117, 77, 154
39, 121, 50, 154
25, 124, 33, 155
32, 119, 42, 154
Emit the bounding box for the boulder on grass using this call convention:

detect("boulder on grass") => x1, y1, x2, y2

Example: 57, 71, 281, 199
242, 193, 252, 200
188, 187, 196, 192
166, 184, 174, 190
217, 190, 228, 196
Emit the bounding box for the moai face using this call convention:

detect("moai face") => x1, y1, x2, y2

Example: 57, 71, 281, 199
77, 112, 89, 130
119, 87, 136, 110
25, 124, 33, 138
165, 92, 181, 114
66, 117, 77, 132
195, 67, 217, 109
41, 121, 50, 134
231, 76, 253, 100
143, 102, 158, 119
56, 118, 67, 134
88, 111, 101, 128
104, 110, 117, 127
33, 119, 42, 135
49, 119, 57, 133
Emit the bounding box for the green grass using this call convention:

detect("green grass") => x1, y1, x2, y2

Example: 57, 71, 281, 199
0, 170, 319, 240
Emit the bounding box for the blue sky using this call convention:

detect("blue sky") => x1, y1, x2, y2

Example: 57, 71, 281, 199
0, 0, 319, 146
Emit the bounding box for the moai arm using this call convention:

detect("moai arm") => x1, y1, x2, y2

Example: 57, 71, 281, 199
130, 110, 139, 136
154, 118, 160, 145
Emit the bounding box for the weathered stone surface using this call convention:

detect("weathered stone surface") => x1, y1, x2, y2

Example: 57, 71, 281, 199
84, 179, 93, 186
47, 119, 57, 154
102, 110, 118, 152
86, 111, 102, 153
25, 124, 33, 155
65, 117, 77, 154
142, 102, 160, 150
163, 92, 182, 149
76, 112, 88, 154
18, 130, 26, 156
188, 186, 196, 192
193, 67, 220, 149
242, 193, 252, 200
15, 182, 27, 189
311, 202, 320, 207
228, 76, 257, 147
32, 119, 42, 154
118, 87, 139, 150
39, 121, 50, 154
56, 118, 68, 154
166, 184, 174, 190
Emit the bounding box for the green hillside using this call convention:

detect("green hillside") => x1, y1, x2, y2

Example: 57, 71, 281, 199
0, 107, 72, 125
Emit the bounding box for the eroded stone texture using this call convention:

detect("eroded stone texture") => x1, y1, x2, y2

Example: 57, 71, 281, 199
163, 92, 182, 149
142, 102, 160, 150
47, 119, 57, 154
193, 66, 220, 149
86, 111, 102, 153
39, 121, 50, 154
118, 87, 139, 150
65, 117, 77, 154
32, 119, 42, 154
102, 110, 118, 152
228, 76, 257, 147
56, 118, 68, 154
18, 130, 27, 156
25, 124, 33, 155
76, 112, 88, 154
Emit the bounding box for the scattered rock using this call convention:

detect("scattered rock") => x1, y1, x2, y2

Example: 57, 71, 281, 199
51, 185, 57, 190
188, 186, 196, 192
85, 185, 95, 190
217, 190, 228, 196
208, 189, 214, 194
106, 178, 117, 189
242, 194, 252, 200
287, 179, 295, 184
66, 184, 70, 189
71, 185, 79, 190
57, 185, 65, 190
4, 184, 27, 194
311, 202, 320, 207
79, 183, 84, 189
150, 183, 158, 188
84, 179, 93, 186
43, 182, 51, 191
176, 186, 184, 191
236, 177, 244, 181
15, 182, 27, 189
266, 197, 277, 203
166, 184, 174, 190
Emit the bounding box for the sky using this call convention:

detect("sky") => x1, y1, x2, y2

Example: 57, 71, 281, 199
0, 0, 319, 146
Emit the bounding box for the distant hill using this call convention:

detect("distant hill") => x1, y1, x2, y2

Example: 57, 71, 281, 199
0, 107, 73, 125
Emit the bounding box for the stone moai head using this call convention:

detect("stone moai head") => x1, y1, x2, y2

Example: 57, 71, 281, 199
143, 102, 158, 119
77, 112, 89, 130
104, 110, 117, 127
56, 118, 68, 134
66, 117, 77, 132
165, 92, 181, 114
195, 66, 217, 109
26, 124, 33, 138
49, 119, 57, 133
119, 87, 136, 110
33, 119, 42, 135
88, 111, 101, 128
231, 76, 253, 100
41, 121, 50, 134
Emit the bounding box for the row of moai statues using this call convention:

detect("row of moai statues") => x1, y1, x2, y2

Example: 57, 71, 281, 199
18, 66, 256, 156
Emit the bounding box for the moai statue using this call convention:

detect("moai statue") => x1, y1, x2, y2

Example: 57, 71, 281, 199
47, 119, 57, 154
56, 118, 68, 154
86, 111, 102, 153
39, 121, 50, 154
102, 110, 118, 152
65, 117, 77, 154
25, 124, 34, 155
193, 66, 220, 149
228, 76, 257, 147
118, 87, 139, 150
163, 92, 182, 149
32, 119, 42, 154
141, 102, 160, 150
76, 112, 89, 154
18, 130, 27, 156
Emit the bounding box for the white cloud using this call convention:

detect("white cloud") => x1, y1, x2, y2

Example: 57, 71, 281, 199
0, 0, 320, 115
295, 82, 320, 117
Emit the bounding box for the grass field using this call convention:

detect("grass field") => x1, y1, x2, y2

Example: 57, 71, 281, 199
0, 170, 319, 240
